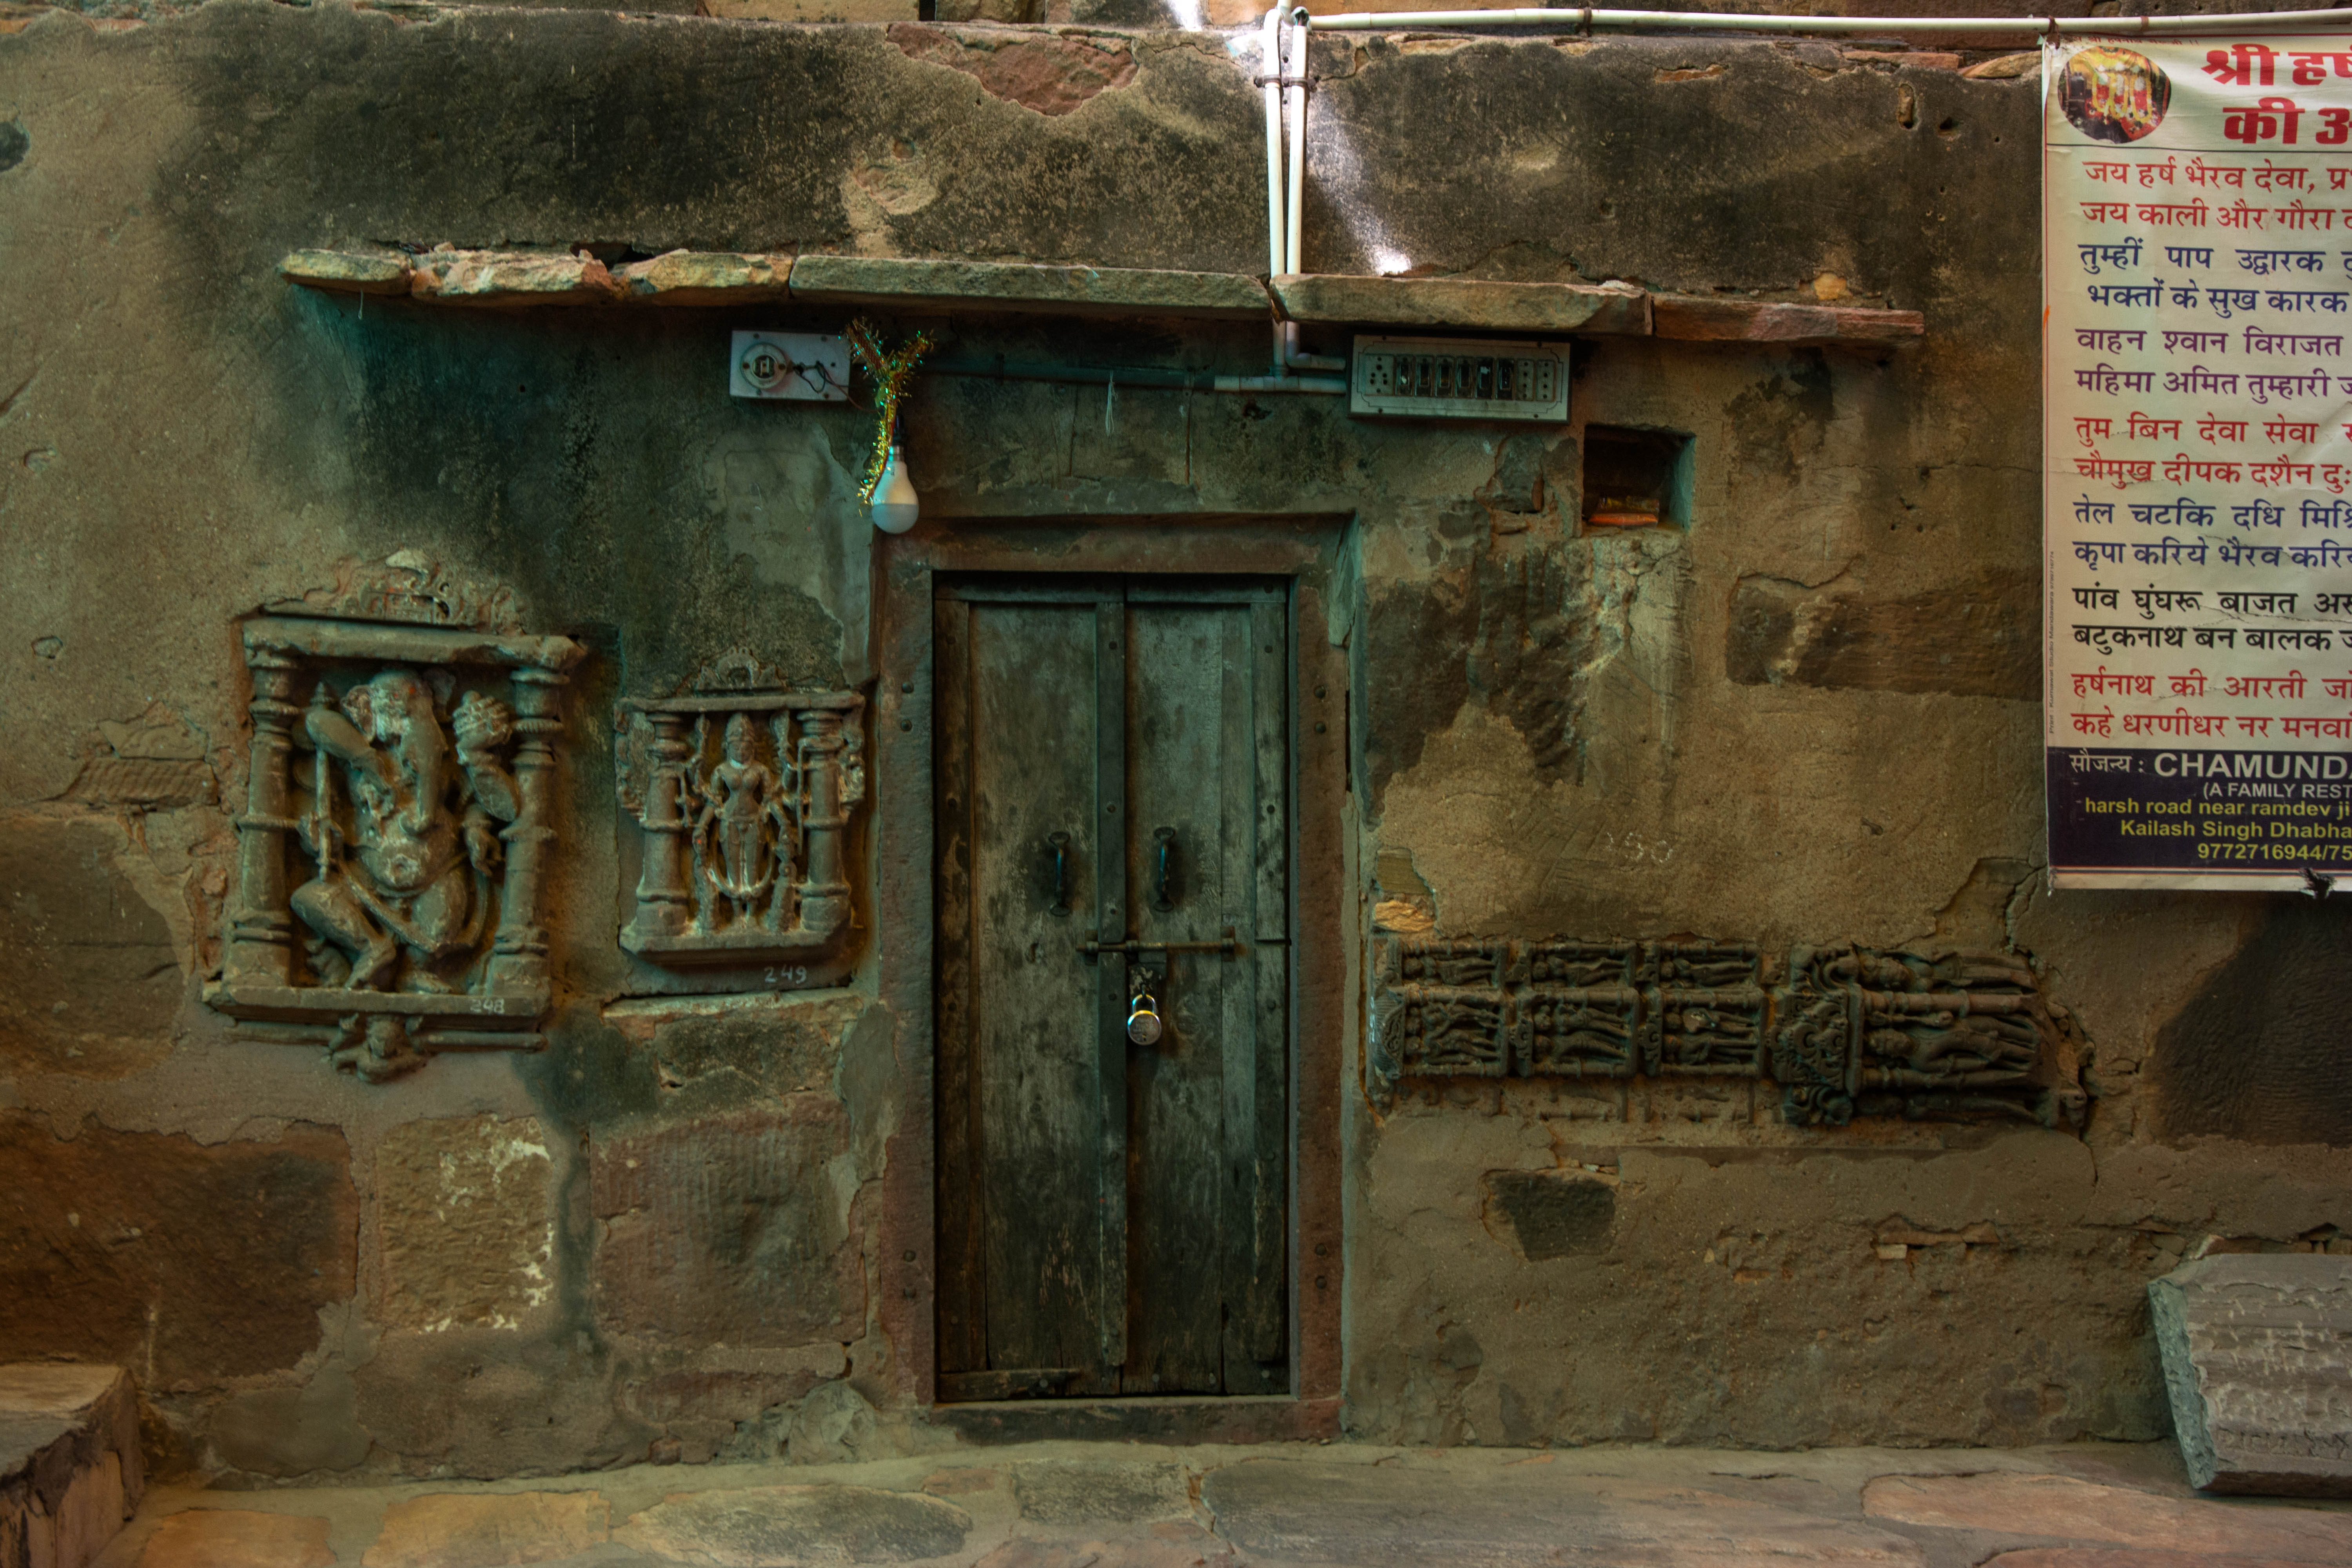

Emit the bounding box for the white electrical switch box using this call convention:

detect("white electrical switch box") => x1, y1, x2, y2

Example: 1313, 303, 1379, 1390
1349, 335, 1569, 423
730, 331, 851, 401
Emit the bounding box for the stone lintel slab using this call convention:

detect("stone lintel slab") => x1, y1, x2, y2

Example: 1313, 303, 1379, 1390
618, 249, 792, 305
785, 255, 1273, 320
1270, 273, 1650, 336
2152, 1253, 2352, 1496
1653, 296, 1926, 347
279, 250, 412, 296
241, 615, 586, 673
408, 249, 624, 307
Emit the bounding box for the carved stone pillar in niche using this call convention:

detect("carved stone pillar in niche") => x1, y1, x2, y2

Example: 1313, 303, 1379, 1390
208, 612, 586, 1082
615, 653, 866, 968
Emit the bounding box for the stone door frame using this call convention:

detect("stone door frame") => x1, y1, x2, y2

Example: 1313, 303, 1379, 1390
873, 516, 1352, 1437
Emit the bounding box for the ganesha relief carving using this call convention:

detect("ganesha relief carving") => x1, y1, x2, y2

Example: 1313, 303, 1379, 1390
208, 612, 585, 1081
614, 652, 866, 967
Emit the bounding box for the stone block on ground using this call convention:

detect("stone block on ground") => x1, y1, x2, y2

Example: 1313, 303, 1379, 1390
1862, 1472, 2352, 1557
361, 1490, 608, 1568
2151, 1254, 2352, 1495
1011, 1460, 1192, 1524
0, 1365, 142, 1568
614, 1485, 971, 1565
1204, 1459, 1926, 1567
134, 1510, 334, 1568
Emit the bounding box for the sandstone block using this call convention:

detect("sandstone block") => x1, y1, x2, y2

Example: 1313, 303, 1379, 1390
377, 1116, 556, 1333
0, 1365, 142, 1568
591, 1101, 861, 1345
1863, 1471, 2352, 1555
362, 1491, 608, 1568
617, 250, 791, 305
787, 255, 1270, 320
1269, 274, 1650, 336
0, 816, 184, 1079
408, 250, 623, 307
279, 250, 411, 295
0, 1117, 356, 1383
136, 1510, 334, 1568
616, 1486, 970, 1566
1012, 1460, 1191, 1524
1651, 296, 1923, 347
2152, 1254, 2352, 1495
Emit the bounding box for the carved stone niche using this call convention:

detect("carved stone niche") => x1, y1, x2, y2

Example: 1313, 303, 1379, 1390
1369, 933, 2085, 1129
614, 652, 866, 968
207, 613, 586, 1083
1773, 945, 2086, 1129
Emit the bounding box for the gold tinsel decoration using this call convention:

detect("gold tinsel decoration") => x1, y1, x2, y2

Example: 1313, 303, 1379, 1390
845, 317, 935, 505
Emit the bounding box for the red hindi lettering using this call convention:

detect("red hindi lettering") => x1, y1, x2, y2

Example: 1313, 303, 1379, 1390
2207, 42, 2279, 87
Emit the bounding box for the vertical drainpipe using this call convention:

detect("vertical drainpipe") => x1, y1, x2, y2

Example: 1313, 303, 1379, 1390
1282, 8, 1348, 374
1262, 5, 1290, 378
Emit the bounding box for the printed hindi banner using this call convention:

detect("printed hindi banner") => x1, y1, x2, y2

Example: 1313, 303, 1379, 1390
2046, 34, 2352, 889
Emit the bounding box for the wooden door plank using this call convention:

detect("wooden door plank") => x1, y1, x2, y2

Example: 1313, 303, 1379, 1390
1094, 597, 1130, 1377
1249, 600, 1290, 946
935, 597, 984, 1374
1125, 601, 1234, 1394
972, 602, 1106, 1375
1217, 606, 1268, 1392
1245, 599, 1292, 1374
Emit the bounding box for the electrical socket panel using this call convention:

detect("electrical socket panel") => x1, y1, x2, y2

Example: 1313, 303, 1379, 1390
1349, 335, 1569, 423
730, 331, 851, 401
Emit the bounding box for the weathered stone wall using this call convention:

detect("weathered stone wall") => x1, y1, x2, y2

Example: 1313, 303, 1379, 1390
2, 0, 2347, 1478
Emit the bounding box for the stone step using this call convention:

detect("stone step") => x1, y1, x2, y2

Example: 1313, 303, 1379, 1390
0, 1367, 144, 1568
2152, 1254, 2352, 1495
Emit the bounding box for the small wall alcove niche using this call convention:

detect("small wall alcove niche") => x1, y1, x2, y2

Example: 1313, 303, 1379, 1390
614, 651, 866, 975
208, 594, 586, 1083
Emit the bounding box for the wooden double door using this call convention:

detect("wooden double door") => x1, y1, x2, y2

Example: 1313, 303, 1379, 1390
934, 575, 1290, 1399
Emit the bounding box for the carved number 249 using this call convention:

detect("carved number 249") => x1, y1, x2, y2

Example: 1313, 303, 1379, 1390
766, 966, 809, 987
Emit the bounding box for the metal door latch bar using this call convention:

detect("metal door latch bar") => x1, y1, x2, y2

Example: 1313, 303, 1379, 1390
1079, 926, 1245, 960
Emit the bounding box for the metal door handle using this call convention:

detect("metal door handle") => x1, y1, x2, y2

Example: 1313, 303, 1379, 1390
1045, 831, 1071, 917
1150, 827, 1179, 912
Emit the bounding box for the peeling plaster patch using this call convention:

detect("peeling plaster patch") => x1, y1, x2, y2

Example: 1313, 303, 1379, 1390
887, 25, 1138, 117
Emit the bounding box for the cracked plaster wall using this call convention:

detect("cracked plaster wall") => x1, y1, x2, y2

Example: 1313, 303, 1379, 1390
0, 1, 2345, 1476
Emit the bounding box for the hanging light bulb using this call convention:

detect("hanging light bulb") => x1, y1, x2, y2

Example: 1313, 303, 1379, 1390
870, 445, 919, 534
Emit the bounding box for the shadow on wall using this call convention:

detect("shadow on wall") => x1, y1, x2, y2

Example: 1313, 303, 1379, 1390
2155, 899, 2352, 1145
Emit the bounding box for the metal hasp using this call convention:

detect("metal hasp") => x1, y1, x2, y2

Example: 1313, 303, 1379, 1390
1080, 926, 1247, 961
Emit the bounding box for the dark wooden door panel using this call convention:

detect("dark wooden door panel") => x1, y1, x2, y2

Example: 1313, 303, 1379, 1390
936, 575, 1289, 1399
1126, 601, 1237, 1393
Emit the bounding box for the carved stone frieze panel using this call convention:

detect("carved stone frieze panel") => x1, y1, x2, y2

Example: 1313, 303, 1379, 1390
1370, 935, 2084, 1128
207, 612, 586, 1082
614, 652, 866, 969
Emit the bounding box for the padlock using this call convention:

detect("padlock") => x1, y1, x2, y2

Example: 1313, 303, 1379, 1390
1126, 981, 1163, 1047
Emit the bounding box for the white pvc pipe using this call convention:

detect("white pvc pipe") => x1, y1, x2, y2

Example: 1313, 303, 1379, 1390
1307, 6, 2352, 34
1261, 6, 1289, 373
1285, 6, 1308, 276
1261, 8, 1287, 280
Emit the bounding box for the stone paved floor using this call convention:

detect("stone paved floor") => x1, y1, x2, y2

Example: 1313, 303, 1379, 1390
97, 1437, 2352, 1568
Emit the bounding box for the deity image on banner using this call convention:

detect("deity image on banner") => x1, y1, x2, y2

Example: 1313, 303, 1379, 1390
2061, 47, 2173, 143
